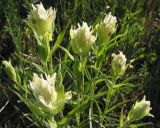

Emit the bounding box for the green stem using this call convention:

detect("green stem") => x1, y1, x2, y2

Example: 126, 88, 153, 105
48, 116, 57, 128
102, 77, 117, 124
89, 82, 95, 128
103, 88, 112, 115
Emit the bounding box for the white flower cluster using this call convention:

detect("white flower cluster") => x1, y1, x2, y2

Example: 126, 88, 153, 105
28, 2, 56, 38
70, 22, 97, 56
97, 12, 117, 44
30, 73, 72, 114
111, 51, 127, 77
70, 12, 117, 56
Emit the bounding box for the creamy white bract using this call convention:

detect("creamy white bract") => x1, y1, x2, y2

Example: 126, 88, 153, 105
96, 12, 117, 44
70, 22, 96, 56
28, 2, 56, 36
29, 73, 72, 114
111, 51, 127, 77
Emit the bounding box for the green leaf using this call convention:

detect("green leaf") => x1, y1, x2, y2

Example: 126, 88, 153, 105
14, 91, 49, 118
106, 100, 131, 114
113, 83, 134, 89
49, 26, 68, 60
59, 46, 74, 61
98, 32, 127, 57
58, 99, 89, 126
119, 106, 124, 128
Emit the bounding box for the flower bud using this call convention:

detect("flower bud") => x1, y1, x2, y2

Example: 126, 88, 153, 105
127, 96, 154, 122
70, 22, 96, 56
3, 60, 17, 83
111, 51, 126, 77
29, 73, 72, 115
28, 2, 56, 37
96, 12, 117, 45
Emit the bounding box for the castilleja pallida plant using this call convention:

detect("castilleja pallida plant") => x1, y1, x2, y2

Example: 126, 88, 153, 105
2, 1, 155, 128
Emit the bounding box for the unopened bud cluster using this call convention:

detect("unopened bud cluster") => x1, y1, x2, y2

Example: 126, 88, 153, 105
3, 60, 18, 84
127, 96, 154, 122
